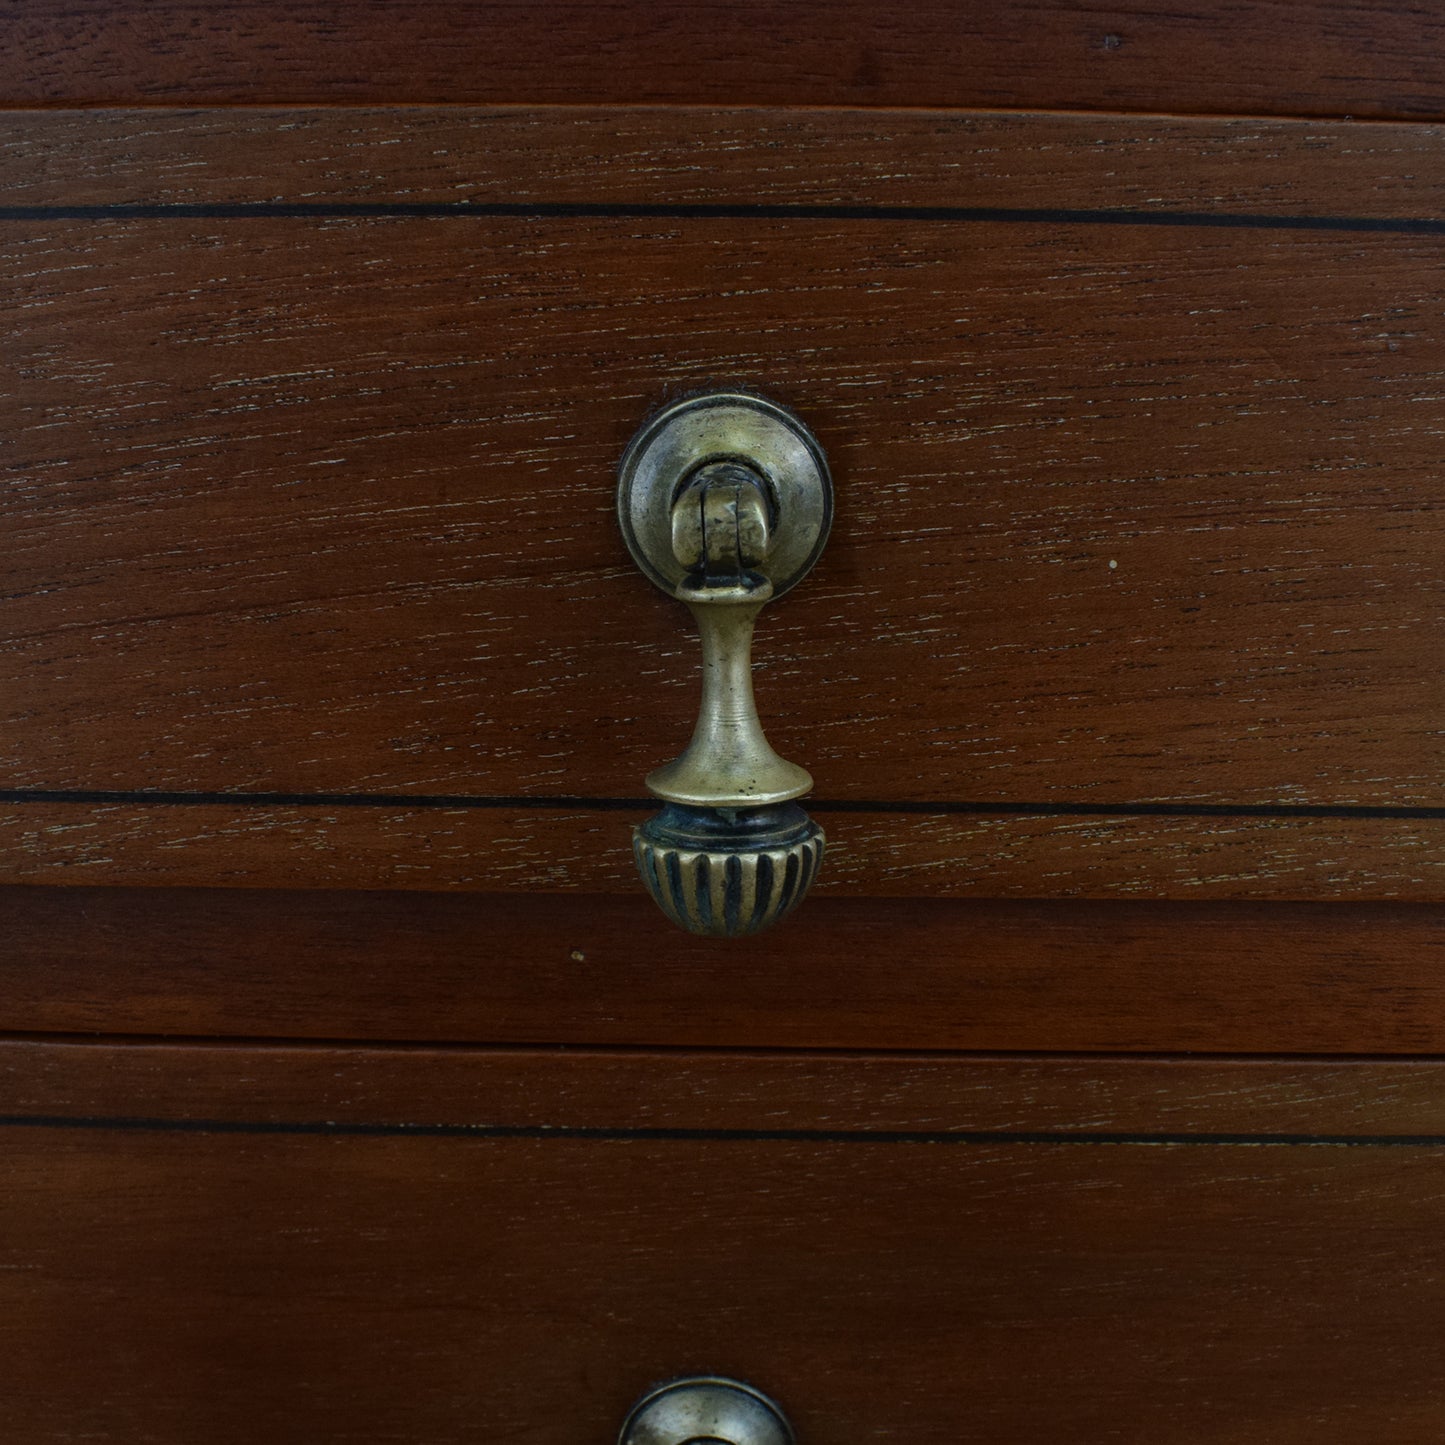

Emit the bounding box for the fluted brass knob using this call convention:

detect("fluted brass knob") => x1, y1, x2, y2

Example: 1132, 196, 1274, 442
634, 802, 824, 937
617, 392, 832, 938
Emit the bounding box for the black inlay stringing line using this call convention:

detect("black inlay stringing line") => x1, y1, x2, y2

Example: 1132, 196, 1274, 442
1, 1115, 1442, 1146
2, 790, 1442, 821
2, 201, 1444, 233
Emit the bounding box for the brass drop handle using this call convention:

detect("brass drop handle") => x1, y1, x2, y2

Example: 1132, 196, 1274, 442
617, 392, 832, 937
618, 1377, 796, 1445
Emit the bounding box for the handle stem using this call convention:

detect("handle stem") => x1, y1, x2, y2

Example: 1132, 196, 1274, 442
645, 588, 812, 808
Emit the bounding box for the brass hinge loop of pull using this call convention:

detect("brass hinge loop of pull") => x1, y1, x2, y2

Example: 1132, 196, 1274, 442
617, 392, 832, 938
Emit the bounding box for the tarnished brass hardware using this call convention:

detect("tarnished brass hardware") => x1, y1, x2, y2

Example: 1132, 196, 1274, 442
634, 801, 825, 937
617, 392, 831, 938
618, 1376, 796, 1445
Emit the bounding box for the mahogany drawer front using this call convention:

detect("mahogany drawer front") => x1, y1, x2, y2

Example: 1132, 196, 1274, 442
3, 1041, 1443, 1445
3, 108, 1443, 903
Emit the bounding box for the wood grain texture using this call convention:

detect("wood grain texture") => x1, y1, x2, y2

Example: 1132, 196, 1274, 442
5, 110, 1444, 897
6, 886, 1445, 1053
5, 2, 1445, 118
0, 1090, 1441, 1442
7, 1038, 1445, 1135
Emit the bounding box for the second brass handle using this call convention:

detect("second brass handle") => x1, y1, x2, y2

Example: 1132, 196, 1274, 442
617, 392, 833, 937
618, 1376, 795, 1445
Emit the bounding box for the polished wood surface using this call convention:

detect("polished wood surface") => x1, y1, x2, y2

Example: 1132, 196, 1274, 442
6, 887, 1444, 1053
5, 2, 1445, 119
4, 111, 1443, 897
2, 1043, 1441, 1444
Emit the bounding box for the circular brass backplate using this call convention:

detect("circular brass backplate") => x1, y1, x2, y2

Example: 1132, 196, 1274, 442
617, 1376, 796, 1445
617, 391, 832, 599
